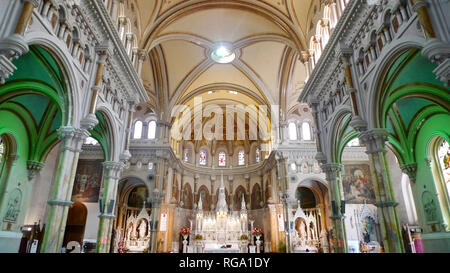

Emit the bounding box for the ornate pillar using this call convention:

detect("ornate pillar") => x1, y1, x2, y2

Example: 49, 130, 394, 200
276, 153, 291, 253
228, 175, 234, 210
120, 101, 135, 162
269, 168, 278, 204
359, 129, 405, 253
411, 0, 436, 39
194, 174, 199, 205
0, 0, 39, 83
337, 44, 367, 132
96, 161, 123, 253
210, 175, 216, 210
411, 0, 450, 86
321, 163, 347, 253
301, 52, 311, 81
40, 127, 89, 253
15, 0, 38, 35
81, 41, 110, 130
137, 49, 147, 78
165, 167, 174, 204
400, 163, 418, 184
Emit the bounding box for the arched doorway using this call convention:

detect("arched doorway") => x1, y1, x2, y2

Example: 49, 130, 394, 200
292, 185, 329, 253
62, 202, 88, 251
115, 178, 151, 253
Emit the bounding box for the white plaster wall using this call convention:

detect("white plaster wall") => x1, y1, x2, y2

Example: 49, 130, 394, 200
386, 149, 418, 226
83, 203, 100, 241
24, 143, 61, 229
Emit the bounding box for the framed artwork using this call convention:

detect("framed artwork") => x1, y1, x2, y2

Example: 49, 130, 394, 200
342, 163, 376, 204
71, 160, 103, 203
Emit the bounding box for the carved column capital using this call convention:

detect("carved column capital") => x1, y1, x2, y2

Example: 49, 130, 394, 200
400, 163, 418, 183
102, 161, 125, 180
359, 128, 390, 154
58, 126, 90, 153
321, 163, 343, 182
27, 160, 45, 180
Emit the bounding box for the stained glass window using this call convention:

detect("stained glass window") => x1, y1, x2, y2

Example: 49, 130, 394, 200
133, 121, 143, 139
238, 150, 245, 166
199, 150, 207, 166
148, 120, 156, 139
184, 149, 189, 162
255, 148, 260, 163
218, 152, 226, 167
437, 139, 450, 199
289, 122, 297, 140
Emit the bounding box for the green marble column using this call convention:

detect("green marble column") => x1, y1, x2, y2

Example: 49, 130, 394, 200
359, 129, 405, 253
322, 163, 348, 253
40, 126, 88, 253
96, 161, 123, 253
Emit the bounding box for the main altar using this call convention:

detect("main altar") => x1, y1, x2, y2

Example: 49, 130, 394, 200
191, 174, 250, 253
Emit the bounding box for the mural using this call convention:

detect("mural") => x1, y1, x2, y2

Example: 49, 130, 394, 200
342, 164, 376, 204
72, 160, 103, 203
128, 186, 149, 208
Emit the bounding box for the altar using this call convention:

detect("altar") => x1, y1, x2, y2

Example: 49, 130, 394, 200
188, 174, 251, 253
204, 247, 240, 254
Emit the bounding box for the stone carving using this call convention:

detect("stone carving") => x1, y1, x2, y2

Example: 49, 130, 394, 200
4, 188, 22, 223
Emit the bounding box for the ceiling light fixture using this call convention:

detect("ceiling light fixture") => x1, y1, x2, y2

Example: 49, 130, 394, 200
211, 44, 236, 64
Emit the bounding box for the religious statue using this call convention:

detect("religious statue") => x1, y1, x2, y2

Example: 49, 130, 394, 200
138, 220, 147, 239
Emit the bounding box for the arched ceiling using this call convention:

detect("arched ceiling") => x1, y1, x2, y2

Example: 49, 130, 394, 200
127, 0, 319, 121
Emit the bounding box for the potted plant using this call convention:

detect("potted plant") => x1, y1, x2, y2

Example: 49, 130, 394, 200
194, 234, 203, 241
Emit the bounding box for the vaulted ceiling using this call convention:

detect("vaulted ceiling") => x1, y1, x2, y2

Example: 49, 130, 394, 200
125, 0, 319, 121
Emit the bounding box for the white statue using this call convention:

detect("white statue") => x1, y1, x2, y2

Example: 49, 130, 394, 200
138, 220, 147, 239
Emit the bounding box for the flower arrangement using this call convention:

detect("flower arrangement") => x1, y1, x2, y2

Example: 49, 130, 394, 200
252, 226, 264, 237
194, 234, 203, 241
180, 226, 191, 236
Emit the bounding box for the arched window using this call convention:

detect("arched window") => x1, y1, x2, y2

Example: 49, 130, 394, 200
347, 138, 360, 147
184, 149, 189, 162
0, 136, 5, 166
238, 150, 245, 166
255, 148, 260, 163
302, 122, 312, 141
218, 152, 226, 167
289, 122, 298, 141
133, 121, 143, 139
85, 137, 99, 145
199, 150, 207, 166
148, 120, 156, 139
437, 138, 450, 200
291, 163, 297, 171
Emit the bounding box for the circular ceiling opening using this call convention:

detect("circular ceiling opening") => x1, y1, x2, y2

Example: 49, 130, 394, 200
211, 44, 236, 64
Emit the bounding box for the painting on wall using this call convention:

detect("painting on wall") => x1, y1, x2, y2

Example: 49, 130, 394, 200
71, 160, 103, 203
342, 163, 376, 204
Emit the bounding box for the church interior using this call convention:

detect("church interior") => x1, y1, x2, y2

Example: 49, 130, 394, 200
0, 0, 449, 253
